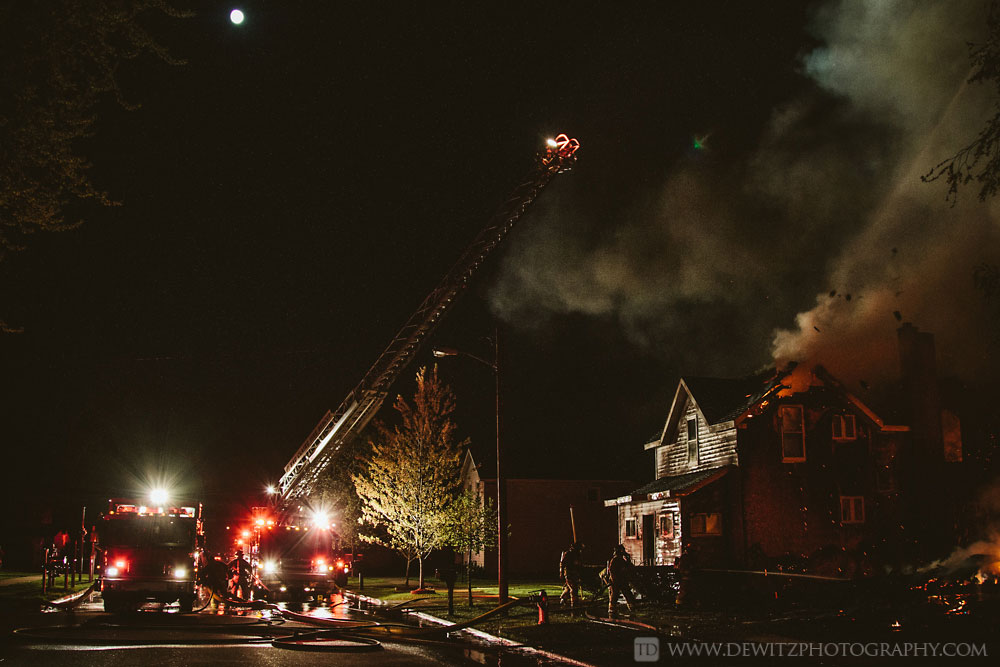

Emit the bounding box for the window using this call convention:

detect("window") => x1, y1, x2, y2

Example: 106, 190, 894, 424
840, 496, 865, 524
832, 414, 857, 441
779, 405, 806, 462
659, 513, 674, 538
624, 517, 637, 538
876, 464, 895, 493
687, 417, 699, 464
690, 513, 722, 536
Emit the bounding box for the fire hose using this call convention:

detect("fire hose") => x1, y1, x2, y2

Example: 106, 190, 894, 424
41, 580, 99, 611
19, 584, 537, 653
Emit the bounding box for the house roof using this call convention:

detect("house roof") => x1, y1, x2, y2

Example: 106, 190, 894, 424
683, 373, 782, 424
648, 365, 906, 451
605, 466, 729, 506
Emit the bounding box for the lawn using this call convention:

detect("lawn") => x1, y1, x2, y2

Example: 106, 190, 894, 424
345, 574, 609, 641
0, 571, 96, 609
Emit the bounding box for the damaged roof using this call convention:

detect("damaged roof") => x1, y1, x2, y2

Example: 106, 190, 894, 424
683, 371, 782, 425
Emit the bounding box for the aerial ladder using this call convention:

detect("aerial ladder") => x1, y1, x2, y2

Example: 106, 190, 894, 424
278, 134, 580, 502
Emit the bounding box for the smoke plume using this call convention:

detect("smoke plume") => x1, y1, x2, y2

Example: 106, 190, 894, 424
492, 0, 1000, 385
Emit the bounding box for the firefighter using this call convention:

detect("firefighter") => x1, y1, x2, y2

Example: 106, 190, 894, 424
201, 555, 230, 602
228, 549, 252, 601
607, 544, 636, 617
558, 541, 583, 609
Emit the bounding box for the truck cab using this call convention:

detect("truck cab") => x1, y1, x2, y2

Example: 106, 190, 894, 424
248, 507, 349, 601
98, 500, 203, 613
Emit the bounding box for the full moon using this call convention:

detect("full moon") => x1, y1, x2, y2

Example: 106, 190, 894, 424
230, 9, 244, 25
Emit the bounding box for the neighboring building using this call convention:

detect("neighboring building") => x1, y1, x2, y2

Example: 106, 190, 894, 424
460, 447, 633, 575
606, 323, 964, 571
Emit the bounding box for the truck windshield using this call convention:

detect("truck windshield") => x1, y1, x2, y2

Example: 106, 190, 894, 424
102, 516, 195, 549
260, 529, 333, 559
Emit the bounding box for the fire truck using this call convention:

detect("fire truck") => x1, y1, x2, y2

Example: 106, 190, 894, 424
241, 506, 350, 601
98, 498, 204, 613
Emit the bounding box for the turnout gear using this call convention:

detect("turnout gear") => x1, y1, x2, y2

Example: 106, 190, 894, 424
558, 542, 583, 608
607, 544, 636, 617
228, 550, 253, 601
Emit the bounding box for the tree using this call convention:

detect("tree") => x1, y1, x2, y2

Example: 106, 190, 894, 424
0, 1, 189, 260
441, 488, 498, 607
310, 438, 364, 553
352, 366, 465, 590
923, 2, 1000, 201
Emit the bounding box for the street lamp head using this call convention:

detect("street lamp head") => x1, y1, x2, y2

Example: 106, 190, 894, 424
265, 484, 276, 495
432, 348, 458, 358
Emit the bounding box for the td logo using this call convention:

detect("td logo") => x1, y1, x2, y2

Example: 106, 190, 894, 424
634, 637, 660, 662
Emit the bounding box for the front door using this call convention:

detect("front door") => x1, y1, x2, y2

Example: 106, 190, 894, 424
642, 513, 655, 565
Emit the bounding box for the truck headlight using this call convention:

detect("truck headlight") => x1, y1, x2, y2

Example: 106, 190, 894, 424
105, 566, 120, 577
173, 567, 187, 579
263, 561, 278, 574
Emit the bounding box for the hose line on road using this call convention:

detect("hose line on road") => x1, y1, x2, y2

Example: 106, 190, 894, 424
42, 581, 98, 611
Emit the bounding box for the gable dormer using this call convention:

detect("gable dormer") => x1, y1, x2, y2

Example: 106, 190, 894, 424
648, 378, 743, 478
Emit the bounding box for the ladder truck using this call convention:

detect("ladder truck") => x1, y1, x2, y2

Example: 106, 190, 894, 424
276, 134, 580, 503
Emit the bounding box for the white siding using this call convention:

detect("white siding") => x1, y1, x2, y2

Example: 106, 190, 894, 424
617, 499, 682, 565
657, 393, 738, 478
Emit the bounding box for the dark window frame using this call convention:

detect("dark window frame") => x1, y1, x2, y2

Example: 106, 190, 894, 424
689, 512, 722, 536
687, 417, 699, 465
840, 496, 865, 524
832, 414, 857, 441
659, 513, 674, 538
779, 404, 806, 462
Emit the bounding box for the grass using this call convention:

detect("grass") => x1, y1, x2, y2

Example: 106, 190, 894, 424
0, 571, 96, 608
346, 574, 609, 640
351, 575, 566, 604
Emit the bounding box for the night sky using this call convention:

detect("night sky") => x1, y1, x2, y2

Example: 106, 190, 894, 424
3, 1, 999, 539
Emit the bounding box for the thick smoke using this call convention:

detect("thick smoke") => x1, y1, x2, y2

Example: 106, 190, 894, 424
492, 0, 1000, 384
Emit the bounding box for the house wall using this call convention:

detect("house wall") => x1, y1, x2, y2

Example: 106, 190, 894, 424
616, 499, 681, 566
657, 393, 738, 478
480, 479, 632, 575
738, 390, 881, 571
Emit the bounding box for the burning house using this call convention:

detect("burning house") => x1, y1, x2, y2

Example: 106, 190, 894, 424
606, 323, 965, 574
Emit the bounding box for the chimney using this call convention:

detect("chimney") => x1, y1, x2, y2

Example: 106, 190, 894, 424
897, 323, 944, 461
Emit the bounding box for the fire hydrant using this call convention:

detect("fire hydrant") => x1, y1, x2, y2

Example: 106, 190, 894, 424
536, 590, 549, 625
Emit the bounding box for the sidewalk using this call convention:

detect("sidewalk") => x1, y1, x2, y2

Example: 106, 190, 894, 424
347, 577, 647, 666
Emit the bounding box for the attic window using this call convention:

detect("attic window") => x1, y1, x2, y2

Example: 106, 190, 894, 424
780, 405, 806, 462
687, 417, 699, 464
832, 414, 857, 441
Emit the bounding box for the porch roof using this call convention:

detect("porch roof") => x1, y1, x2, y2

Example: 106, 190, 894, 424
604, 466, 729, 506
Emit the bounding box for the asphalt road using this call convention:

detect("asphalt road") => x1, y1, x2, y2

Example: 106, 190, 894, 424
0, 594, 564, 667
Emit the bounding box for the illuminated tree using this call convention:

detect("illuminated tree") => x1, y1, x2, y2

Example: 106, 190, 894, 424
924, 2, 1000, 201
441, 488, 498, 606
310, 443, 364, 548
0, 1, 189, 260
353, 366, 465, 590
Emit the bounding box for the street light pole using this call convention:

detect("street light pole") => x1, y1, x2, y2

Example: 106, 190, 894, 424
494, 329, 509, 604
433, 327, 508, 604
